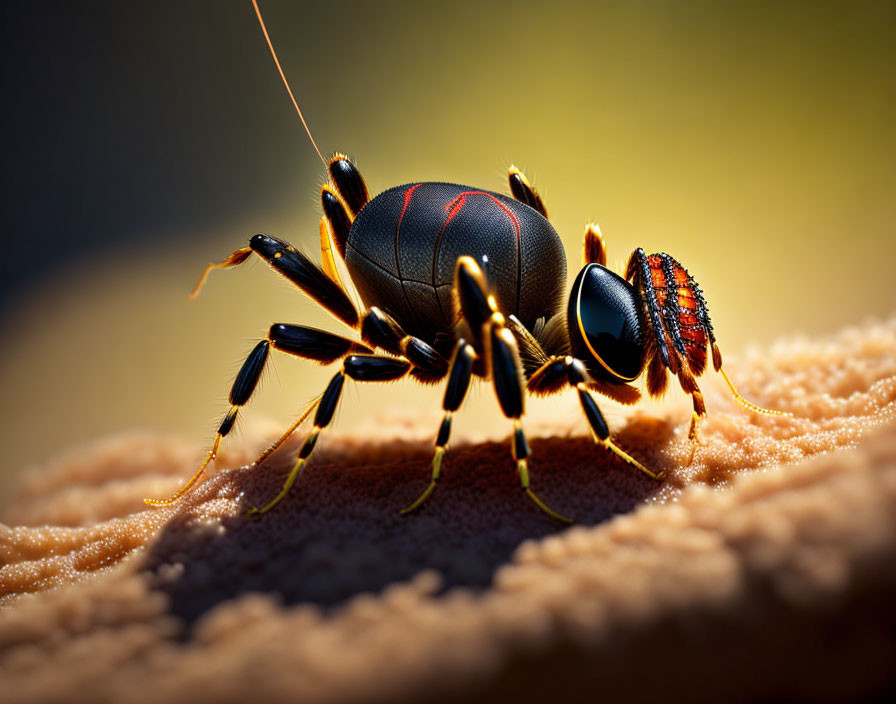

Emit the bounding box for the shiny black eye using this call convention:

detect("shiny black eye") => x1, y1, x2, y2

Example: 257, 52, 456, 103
567, 264, 645, 382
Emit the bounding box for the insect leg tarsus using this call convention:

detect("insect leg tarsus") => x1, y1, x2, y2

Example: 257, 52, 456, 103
190, 246, 253, 299
507, 165, 548, 219
402, 340, 476, 515
573, 374, 665, 481
247, 354, 412, 517
247, 371, 345, 517
144, 339, 271, 506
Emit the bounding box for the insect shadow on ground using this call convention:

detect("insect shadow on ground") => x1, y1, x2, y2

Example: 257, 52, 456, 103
142, 424, 674, 628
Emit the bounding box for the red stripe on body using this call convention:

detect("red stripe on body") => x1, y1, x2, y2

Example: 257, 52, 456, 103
433, 191, 523, 317
443, 191, 521, 237
399, 183, 423, 225
394, 183, 423, 325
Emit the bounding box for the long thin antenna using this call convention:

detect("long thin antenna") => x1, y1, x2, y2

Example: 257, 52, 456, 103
251, 0, 327, 167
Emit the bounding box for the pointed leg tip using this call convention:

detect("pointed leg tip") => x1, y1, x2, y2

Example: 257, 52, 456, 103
400, 482, 437, 516
525, 488, 573, 524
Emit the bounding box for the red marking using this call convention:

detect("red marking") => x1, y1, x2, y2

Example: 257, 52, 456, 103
399, 183, 423, 225
442, 191, 521, 237
395, 183, 424, 315
434, 190, 523, 313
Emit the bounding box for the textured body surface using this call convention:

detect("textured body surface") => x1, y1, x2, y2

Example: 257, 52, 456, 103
629, 250, 714, 376
345, 183, 567, 342
2, 317, 896, 703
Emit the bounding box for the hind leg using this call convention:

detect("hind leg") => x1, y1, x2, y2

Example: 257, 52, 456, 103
144, 325, 372, 507
247, 354, 413, 516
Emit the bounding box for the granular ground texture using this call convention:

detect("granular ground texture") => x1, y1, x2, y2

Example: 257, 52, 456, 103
2, 317, 895, 703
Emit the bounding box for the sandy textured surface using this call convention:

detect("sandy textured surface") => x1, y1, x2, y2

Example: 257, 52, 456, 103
2, 317, 896, 703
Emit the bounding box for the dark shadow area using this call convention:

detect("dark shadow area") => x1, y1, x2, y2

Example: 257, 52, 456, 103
141, 428, 675, 627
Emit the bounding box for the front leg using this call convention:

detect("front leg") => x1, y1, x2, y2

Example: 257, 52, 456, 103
528, 356, 664, 480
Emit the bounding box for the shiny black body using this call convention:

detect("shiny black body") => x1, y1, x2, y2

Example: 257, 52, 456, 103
157, 155, 679, 518
345, 183, 567, 344
567, 264, 646, 384
147, 3, 766, 517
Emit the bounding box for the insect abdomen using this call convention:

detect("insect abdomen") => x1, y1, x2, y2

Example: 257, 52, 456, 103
345, 182, 566, 341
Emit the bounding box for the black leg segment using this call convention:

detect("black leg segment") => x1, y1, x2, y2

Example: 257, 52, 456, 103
360, 307, 407, 356
488, 325, 525, 420
250, 234, 359, 328
229, 340, 270, 406
578, 387, 610, 440
508, 165, 548, 219
269, 323, 371, 364
328, 154, 370, 217
402, 340, 477, 515
321, 185, 353, 259
314, 372, 345, 428
145, 337, 274, 507
248, 351, 416, 517
343, 354, 410, 382
443, 340, 476, 412
455, 256, 494, 344
359, 307, 449, 379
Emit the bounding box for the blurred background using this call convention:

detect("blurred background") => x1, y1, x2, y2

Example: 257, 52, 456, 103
1, 0, 894, 505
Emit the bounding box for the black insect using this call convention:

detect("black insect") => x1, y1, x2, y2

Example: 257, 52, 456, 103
145, 1, 787, 522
